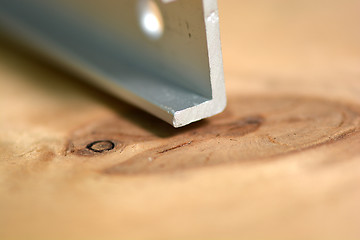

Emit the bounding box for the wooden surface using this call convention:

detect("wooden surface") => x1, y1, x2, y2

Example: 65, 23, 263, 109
1, 0, 360, 239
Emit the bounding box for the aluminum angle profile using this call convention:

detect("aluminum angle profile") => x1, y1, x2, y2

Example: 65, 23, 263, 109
0, 0, 226, 127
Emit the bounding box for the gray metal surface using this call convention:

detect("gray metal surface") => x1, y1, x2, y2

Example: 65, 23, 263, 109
0, 0, 226, 127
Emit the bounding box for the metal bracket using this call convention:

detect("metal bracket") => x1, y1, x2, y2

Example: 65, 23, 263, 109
0, 0, 226, 127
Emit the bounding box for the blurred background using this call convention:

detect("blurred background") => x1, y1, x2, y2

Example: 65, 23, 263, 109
220, 0, 360, 101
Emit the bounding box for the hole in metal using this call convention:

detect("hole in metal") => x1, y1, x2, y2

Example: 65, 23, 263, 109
138, 0, 164, 40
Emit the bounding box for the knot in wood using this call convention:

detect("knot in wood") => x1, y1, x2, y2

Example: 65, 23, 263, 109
86, 140, 115, 153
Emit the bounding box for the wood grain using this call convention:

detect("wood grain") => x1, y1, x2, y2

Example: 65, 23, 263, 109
1, 0, 360, 239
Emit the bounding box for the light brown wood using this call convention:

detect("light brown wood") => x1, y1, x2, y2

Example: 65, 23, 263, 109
1, 0, 360, 239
